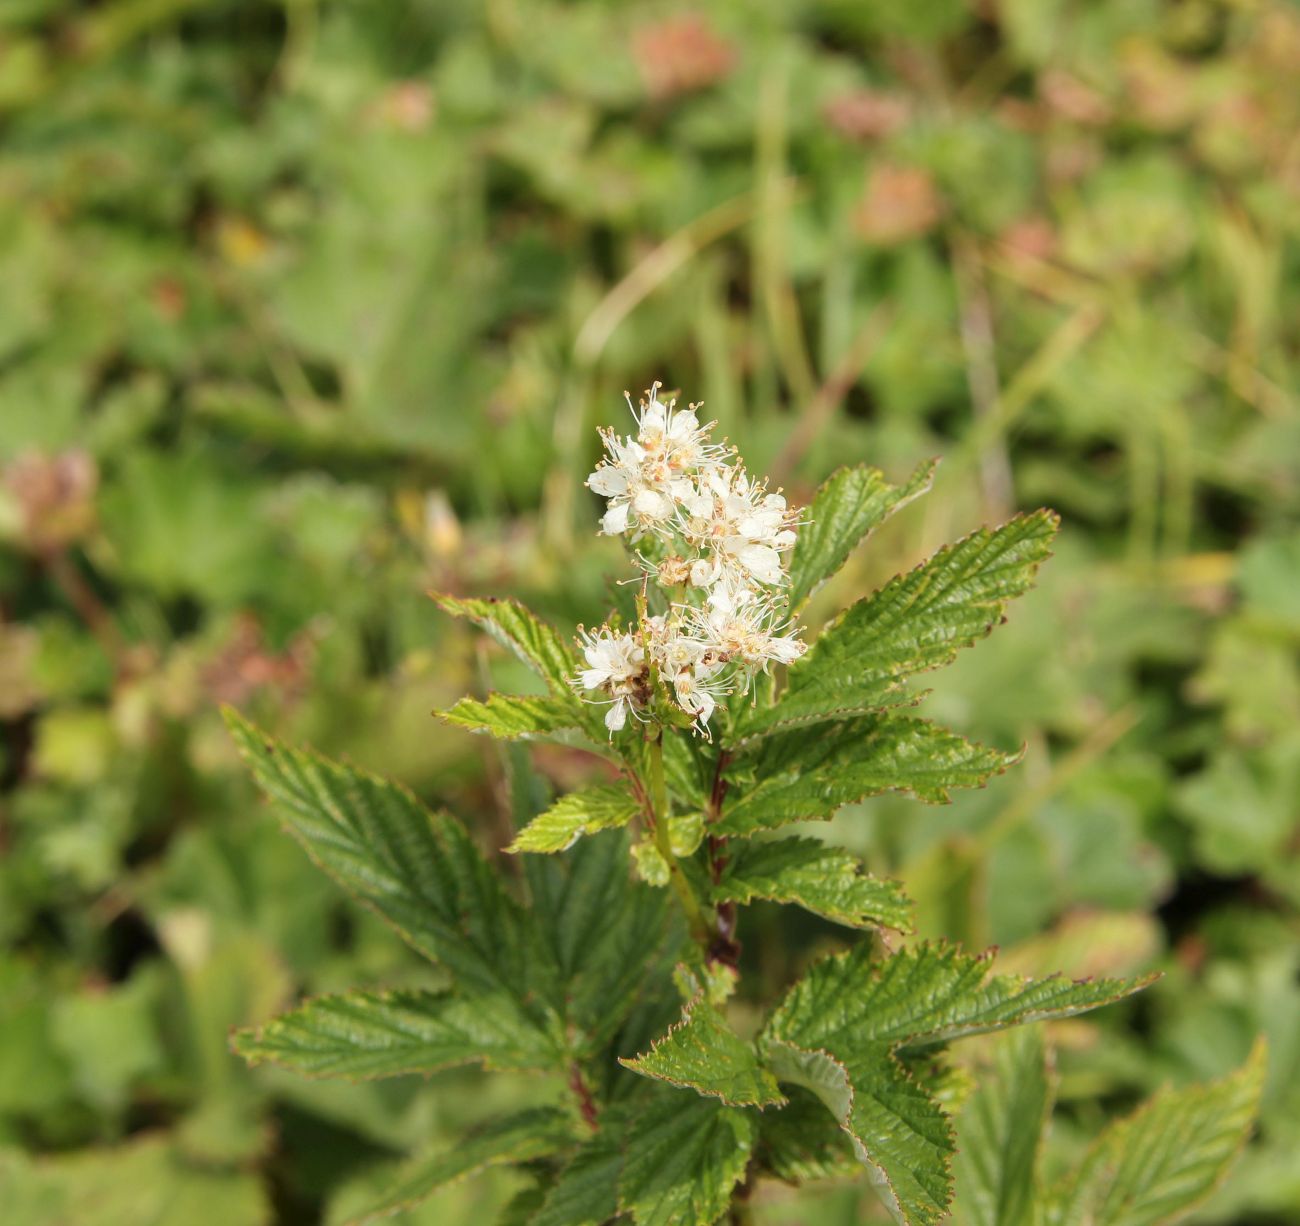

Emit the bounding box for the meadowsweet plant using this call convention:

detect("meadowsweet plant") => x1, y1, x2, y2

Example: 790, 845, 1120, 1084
227, 385, 1261, 1226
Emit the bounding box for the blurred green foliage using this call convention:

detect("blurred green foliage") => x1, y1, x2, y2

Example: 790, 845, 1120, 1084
1, 0, 1298, 1221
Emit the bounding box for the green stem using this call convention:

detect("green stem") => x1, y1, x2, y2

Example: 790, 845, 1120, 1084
647, 733, 712, 951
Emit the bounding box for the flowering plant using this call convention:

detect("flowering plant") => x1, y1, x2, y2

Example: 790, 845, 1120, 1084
226, 386, 1261, 1226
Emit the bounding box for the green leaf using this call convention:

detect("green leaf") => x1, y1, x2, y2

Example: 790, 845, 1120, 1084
531, 1125, 624, 1226
786, 459, 936, 616
757, 1086, 860, 1184
716, 715, 1018, 836
1048, 1039, 1265, 1226
345, 1108, 576, 1226
232, 988, 557, 1079
440, 693, 582, 741
712, 837, 914, 931
621, 992, 786, 1108
432, 593, 578, 696
952, 1027, 1052, 1226
524, 829, 671, 1054
761, 943, 1149, 1226
224, 711, 554, 1016
617, 1093, 757, 1226
509, 782, 641, 853
742, 510, 1058, 739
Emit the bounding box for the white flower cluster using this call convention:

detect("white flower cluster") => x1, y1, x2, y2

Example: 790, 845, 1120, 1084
576, 383, 806, 736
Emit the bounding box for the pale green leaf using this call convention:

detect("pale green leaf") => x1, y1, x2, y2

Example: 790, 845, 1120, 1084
618, 1093, 757, 1226
224, 711, 555, 1016
712, 837, 914, 931
509, 783, 640, 853
952, 1027, 1052, 1226
345, 1108, 575, 1226
232, 988, 557, 1079
742, 510, 1058, 739
621, 992, 786, 1108
761, 944, 1148, 1226
439, 693, 581, 741
1049, 1040, 1265, 1226
716, 715, 1018, 836
431, 594, 578, 694
787, 459, 936, 616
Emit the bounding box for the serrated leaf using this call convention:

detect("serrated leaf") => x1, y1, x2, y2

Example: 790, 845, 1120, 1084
531, 1125, 624, 1226
345, 1108, 575, 1226
509, 782, 641, 853
758, 1085, 860, 1184
742, 510, 1058, 739
1048, 1040, 1265, 1226
525, 829, 671, 1054
712, 837, 914, 931
787, 459, 936, 616
621, 992, 785, 1108
761, 943, 1149, 1226
440, 693, 581, 741
952, 1027, 1053, 1226
224, 711, 556, 1020
716, 715, 1017, 835
232, 988, 557, 1079
432, 594, 578, 695
618, 1093, 756, 1226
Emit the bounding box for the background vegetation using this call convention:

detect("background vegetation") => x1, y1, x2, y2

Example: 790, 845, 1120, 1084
1, 0, 1298, 1222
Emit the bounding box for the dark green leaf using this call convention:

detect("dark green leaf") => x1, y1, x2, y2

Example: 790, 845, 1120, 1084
617, 1093, 757, 1226
757, 1086, 859, 1185
712, 837, 914, 931
224, 711, 556, 1016
787, 459, 936, 616
525, 830, 671, 1054
531, 1125, 624, 1226
232, 988, 558, 1079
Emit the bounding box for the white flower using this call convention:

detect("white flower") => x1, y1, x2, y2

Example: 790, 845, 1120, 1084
573, 626, 648, 733
685, 582, 806, 674
678, 465, 799, 591
585, 383, 727, 541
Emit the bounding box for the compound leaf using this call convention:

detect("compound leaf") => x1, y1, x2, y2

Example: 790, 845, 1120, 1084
712, 837, 914, 931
